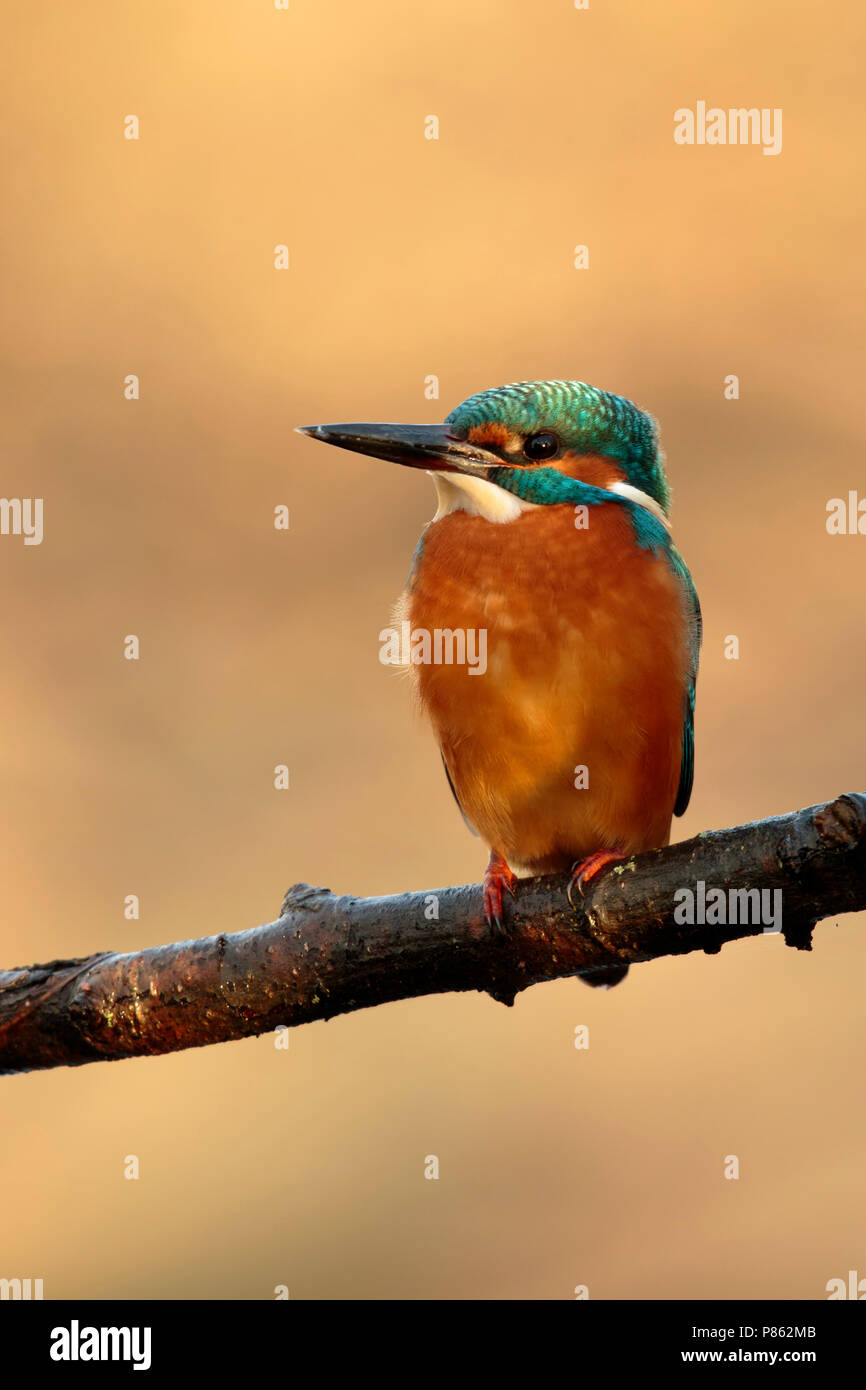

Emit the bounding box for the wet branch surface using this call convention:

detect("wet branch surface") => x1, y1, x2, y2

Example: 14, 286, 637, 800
1, 792, 864, 1075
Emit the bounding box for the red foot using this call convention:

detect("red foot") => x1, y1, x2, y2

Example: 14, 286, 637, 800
483, 850, 517, 932
568, 848, 626, 908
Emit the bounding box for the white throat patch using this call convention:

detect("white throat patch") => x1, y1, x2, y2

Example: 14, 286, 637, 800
430, 471, 530, 523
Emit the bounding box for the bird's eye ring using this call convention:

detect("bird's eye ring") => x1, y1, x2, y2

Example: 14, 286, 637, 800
523, 431, 559, 462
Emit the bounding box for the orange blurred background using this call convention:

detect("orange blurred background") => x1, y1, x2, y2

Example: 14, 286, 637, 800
1, 0, 864, 1299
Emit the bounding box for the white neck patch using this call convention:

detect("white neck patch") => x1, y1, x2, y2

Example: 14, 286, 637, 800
607, 480, 672, 532
428, 470, 671, 531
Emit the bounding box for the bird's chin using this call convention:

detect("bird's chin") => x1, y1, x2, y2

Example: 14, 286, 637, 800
430, 471, 532, 524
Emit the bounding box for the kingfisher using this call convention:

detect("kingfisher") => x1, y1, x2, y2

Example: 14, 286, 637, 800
298, 380, 701, 939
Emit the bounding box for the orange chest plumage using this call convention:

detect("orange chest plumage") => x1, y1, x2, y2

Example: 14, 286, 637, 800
401, 500, 692, 875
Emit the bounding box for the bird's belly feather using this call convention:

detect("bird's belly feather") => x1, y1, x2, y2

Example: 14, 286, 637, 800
401, 502, 690, 874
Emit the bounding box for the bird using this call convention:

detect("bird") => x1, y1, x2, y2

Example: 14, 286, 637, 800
298, 379, 701, 955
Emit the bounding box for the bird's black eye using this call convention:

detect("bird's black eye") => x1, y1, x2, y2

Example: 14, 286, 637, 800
523, 431, 559, 462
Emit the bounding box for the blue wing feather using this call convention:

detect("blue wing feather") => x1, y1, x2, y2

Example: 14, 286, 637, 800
667, 544, 701, 816
616, 504, 701, 816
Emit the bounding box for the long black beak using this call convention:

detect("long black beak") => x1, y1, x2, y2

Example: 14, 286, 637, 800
295, 421, 503, 477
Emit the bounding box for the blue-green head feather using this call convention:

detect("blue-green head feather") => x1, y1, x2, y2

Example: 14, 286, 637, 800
446, 379, 671, 515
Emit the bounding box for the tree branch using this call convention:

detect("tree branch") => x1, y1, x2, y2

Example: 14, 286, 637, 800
1, 792, 864, 1076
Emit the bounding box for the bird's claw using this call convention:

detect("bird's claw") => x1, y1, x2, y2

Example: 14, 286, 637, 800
567, 849, 626, 909
483, 853, 516, 934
